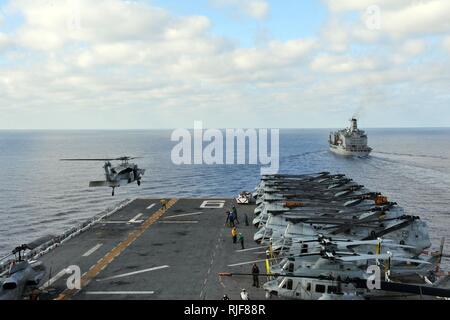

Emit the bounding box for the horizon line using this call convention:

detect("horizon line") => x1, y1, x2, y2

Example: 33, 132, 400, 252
1, 126, 450, 131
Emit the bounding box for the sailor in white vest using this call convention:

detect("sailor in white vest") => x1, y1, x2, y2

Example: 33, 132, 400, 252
240, 289, 249, 300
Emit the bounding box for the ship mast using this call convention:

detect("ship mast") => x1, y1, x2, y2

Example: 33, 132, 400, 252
350, 118, 358, 131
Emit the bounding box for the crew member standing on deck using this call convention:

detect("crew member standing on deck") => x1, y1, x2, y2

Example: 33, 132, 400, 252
225, 211, 231, 227
232, 206, 240, 224
252, 263, 260, 288
244, 212, 249, 226
231, 227, 237, 243
229, 211, 235, 228
160, 199, 167, 210
238, 233, 245, 249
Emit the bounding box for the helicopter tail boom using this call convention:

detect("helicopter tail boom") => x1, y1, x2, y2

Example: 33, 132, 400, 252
89, 181, 116, 187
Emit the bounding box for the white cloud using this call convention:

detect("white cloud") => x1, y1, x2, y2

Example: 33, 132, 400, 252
311, 54, 377, 73
0, 0, 449, 129
324, 0, 450, 39
443, 36, 450, 54
401, 39, 426, 56
324, 0, 411, 12
389, 39, 427, 65
232, 39, 317, 70
0, 32, 9, 50
244, 0, 270, 19
209, 0, 269, 20
382, 0, 450, 37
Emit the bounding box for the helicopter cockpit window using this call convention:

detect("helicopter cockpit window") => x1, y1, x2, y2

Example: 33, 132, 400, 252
286, 279, 293, 290
315, 284, 325, 293
119, 168, 133, 175
327, 286, 338, 294
288, 263, 294, 272
301, 244, 308, 254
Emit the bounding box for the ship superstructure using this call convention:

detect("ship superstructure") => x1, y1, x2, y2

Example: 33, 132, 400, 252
329, 118, 372, 156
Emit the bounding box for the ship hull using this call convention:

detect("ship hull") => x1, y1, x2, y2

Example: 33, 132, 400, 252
329, 145, 371, 156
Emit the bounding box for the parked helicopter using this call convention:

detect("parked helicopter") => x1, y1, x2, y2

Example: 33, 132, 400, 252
61, 156, 145, 196
0, 237, 51, 300
225, 172, 450, 300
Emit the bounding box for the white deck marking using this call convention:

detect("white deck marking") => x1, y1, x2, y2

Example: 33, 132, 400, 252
97, 265, 169, 281
85, 291, 155, 295
228, 259, 267, 267
146, 203, 156, 210
129, 213, 144, 223
200, 200, 225, 209
39, 268, 68, 289
164, 212, 202, 219
101, 220, 142, 224
158, 221, 199, 224
82, 243, 103, 257
100, 221, 133, 224
236, 247, 263, 252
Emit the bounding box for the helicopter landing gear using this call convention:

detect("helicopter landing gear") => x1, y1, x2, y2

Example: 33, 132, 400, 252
112, 187, 115, 196
137, 180, 141, 186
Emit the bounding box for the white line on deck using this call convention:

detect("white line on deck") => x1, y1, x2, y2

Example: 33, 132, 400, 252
164, 212, 203, 219
39, 268, 68, 289
228, 259, 267, 267
146, 203, 156, 210
97, 265, 169, 281
129, 213, 143, 223
100, 221, 132, 224
158, 221, 199, 224
85, 291, 155, 295
82, 243, 103, 257
100, 220, 142, 224
236, 247, 263, 253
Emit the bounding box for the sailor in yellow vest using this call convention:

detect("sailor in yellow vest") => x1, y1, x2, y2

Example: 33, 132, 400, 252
231, 227, 237, 243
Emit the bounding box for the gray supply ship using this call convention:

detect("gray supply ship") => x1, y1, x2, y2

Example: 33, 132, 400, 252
329, 118, 372, 156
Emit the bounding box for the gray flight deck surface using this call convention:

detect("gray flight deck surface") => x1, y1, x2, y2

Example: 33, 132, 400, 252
38, 199, 270, 300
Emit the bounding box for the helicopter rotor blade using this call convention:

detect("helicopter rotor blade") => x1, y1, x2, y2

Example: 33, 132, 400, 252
0, 252, 13, 262
61, 156, 143, 161
60, 159, 116, 161
25, 235, 56, 250
116, 156, 143, 160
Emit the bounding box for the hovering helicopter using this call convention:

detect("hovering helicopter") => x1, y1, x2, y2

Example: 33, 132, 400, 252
61, 156, 145, 196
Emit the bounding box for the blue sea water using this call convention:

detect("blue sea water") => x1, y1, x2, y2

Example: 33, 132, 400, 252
0, 128, 449, 262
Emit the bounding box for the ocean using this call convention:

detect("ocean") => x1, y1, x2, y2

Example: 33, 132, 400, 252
1, 128, 449, 264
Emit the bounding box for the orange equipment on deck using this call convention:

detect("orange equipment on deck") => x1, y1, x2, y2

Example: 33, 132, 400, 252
375, 195, 388, 205
284, 201, 304, 208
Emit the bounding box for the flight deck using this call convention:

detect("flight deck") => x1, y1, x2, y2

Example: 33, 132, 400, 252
37, 198, 268, 300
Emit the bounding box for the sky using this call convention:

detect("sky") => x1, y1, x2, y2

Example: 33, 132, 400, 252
0, 0, 449, 129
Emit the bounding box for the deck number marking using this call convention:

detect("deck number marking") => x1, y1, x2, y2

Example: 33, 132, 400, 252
199, 200, 225, 209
